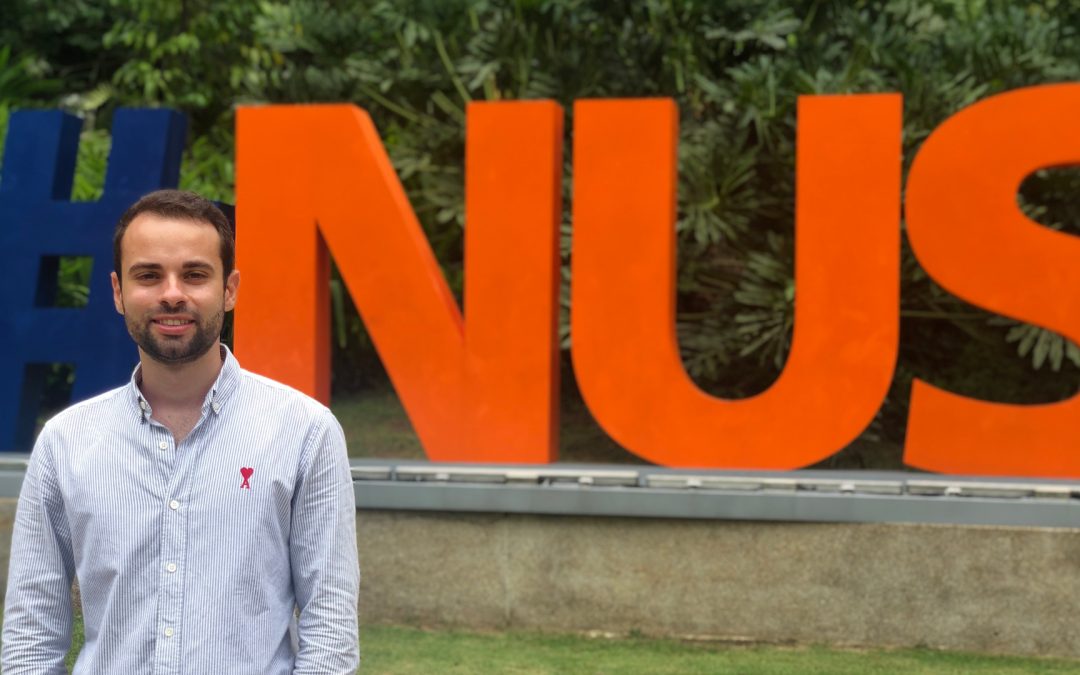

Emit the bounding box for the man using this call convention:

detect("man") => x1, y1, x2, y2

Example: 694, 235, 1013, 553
2, 190, 360, 674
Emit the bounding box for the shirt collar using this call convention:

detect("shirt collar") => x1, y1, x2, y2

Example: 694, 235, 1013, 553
129, 344, 241, 421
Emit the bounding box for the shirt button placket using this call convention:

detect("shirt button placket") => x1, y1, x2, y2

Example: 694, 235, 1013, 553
157, 432, 177, 474
158, 495, 184, 673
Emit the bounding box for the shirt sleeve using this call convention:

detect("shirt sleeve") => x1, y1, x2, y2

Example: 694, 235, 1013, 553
290, 408, 360, 673
2, 429, 76, 674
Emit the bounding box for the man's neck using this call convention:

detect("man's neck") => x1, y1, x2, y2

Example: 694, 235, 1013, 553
138, 343, 225, 413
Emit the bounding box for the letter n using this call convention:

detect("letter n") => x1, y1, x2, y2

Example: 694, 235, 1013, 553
235, 103, 563, 463
571, 96, 901, 468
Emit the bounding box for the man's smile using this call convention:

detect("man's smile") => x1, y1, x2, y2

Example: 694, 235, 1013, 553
150, 315, 198, 337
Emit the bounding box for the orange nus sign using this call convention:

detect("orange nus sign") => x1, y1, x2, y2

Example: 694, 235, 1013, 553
235, 83, 1080, 478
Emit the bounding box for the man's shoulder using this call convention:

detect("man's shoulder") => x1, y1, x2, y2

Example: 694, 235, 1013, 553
44, 385, 129, 429
235, 367, 332, 418
34, 384, 128, 451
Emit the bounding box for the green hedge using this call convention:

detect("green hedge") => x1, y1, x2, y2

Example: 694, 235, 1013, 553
2, 0, 1078, 464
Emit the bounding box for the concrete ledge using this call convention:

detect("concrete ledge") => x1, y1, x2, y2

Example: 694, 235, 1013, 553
357, 461, 1080, 528
354, 478, 1080, 527
3, 457, 1080, 527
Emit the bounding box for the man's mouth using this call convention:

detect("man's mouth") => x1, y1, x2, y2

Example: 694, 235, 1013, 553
152, 317, 195, 330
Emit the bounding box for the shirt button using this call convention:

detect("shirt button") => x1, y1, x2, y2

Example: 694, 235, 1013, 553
164, 627, 174, 637
212, 402, 220, 413
169, 499, 180, 510
166, 562, 177, 573
139, 401, 148, 411
158, 441, 168, 450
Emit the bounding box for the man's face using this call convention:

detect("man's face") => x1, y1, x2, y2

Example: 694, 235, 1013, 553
111, 213, 239, 366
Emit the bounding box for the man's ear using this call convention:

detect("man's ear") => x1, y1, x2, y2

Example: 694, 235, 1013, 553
111, 272, 124, 315
224, 269, 240, 312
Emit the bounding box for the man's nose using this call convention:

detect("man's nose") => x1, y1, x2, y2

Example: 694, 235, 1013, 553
160, 275, 187, 305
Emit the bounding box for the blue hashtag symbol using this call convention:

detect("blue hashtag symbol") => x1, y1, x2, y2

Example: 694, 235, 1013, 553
0, 109, 187, 451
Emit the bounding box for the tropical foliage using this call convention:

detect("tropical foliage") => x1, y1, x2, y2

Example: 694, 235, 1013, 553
1, 0, 1078, 465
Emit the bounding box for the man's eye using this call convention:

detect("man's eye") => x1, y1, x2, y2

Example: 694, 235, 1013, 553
135, 273, 158, 282
186, 272, 209, 281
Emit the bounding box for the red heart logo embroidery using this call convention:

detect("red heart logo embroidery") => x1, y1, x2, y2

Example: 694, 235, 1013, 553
240, 467, 254, 489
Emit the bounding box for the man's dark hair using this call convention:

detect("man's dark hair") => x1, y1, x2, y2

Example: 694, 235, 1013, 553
113, 189, 235, 285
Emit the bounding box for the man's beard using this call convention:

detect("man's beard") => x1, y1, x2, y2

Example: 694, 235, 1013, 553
126, 306, 223, 365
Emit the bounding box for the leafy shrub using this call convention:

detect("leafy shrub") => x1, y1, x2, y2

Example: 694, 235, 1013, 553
1, 0, 1078, 464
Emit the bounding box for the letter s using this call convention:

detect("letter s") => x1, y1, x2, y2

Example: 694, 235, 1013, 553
905, 84, 1080, 478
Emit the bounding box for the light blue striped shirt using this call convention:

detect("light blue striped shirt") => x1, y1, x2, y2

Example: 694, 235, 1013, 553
2, 347, 360, 674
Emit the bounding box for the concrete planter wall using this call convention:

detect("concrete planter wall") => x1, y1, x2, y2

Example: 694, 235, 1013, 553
1, 499, 1077, 657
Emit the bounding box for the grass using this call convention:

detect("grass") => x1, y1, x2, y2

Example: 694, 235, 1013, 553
360, 626, 1080, 674
331, 384, 642, 464
49, 616, 1080, 673
327, 379, 910, 469
332, 387, 427, 460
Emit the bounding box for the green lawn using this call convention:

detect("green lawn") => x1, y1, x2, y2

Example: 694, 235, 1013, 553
360, 626, 1080, 674
332, 387, 427, 460
331, 386, 642, 464
48, 617, 1080, 673
328, 384, 908, 469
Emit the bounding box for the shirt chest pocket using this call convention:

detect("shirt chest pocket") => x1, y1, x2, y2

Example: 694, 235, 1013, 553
65, 497, 120, 566
62, 455, 163, 568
